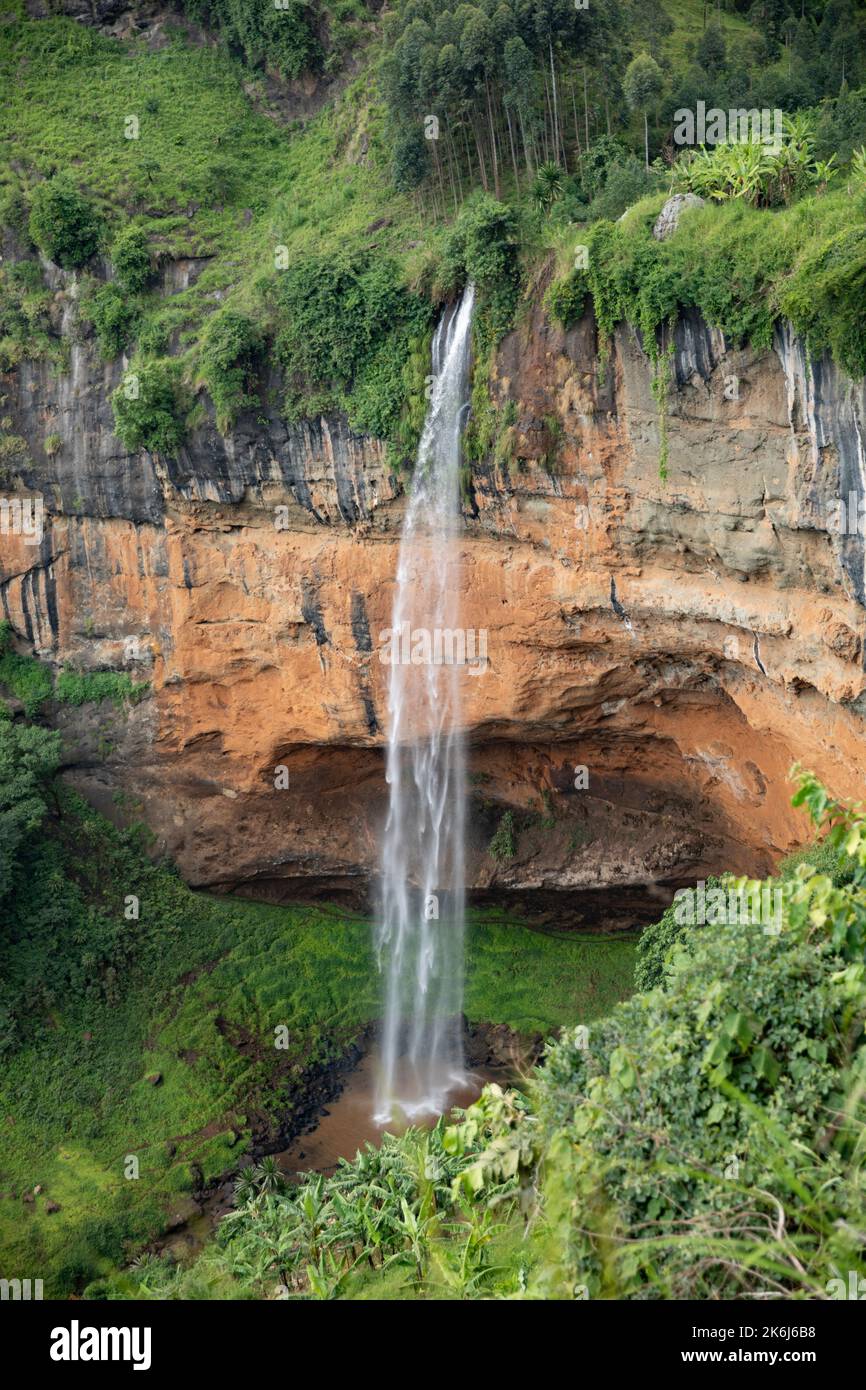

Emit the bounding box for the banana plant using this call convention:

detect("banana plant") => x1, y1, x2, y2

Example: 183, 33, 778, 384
304, 1247, 366, 1300
383, 1197, 439, 1288
293, 1174, 332, 1266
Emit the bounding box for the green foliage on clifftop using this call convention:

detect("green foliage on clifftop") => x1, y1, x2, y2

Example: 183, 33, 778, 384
3, 3, 866, 474
547, 185, 866, 379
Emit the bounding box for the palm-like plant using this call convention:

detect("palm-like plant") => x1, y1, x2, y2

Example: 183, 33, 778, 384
232, 1169, 259, 1208
531, 162, 563, 214
252, 1154, 285, 1195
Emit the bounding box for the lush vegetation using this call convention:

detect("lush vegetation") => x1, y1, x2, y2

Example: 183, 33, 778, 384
132, 772, 866, 1302
3, 0, 866, 473
0, 623, 54, 717
89, 1090, 534, 1300
111, 358, 188, 455
197, 310, 264, 434
27, 172, 102, 269
546, 175, 866, 413
380, 0, 866, 208
177, 0, 374, 81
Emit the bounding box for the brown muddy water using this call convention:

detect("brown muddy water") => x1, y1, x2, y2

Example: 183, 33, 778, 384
279, 1046, 503, 1176
158, 1042, 510, 1260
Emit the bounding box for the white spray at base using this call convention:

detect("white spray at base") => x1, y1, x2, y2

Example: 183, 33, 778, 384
374, 284, 475, 1123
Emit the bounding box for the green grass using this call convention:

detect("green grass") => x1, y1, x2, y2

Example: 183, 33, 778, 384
0, 15, 442, 420
0, 884, 378, 1294
54, 668, 149, 709
0, 628, 53, 716
466, 910, 636, 1035
0, 12, 460, 462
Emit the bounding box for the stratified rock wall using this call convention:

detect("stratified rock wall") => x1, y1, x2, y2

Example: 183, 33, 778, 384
2, 256, 865, 907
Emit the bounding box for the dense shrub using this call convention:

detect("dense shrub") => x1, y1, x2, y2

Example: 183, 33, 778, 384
198, 309, 263, 433
673, 120, 835, 210
272, 253, 432, 447
439, 196, 521, 349
634, 875, 723, 992
488, 810, 516, 862
524, 770, 866, 1298
28, 175, 102, 270
779, 835, 852, 887
111, 359, 186, 454
0, 259, 53, 369
546, 272, 587, 330
179, 0, 321, 79
0, 621, 53, 716
0, 182, 30, 242
545, 187, 866, 381
587, 156, 663, 221
579, 135, 631, 202
87, 282, 138, 359
110, 224, 152, 295
537, 916, 859, 1297
55, 668, 149, 708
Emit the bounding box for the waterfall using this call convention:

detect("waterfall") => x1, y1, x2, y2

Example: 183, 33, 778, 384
374, 284, 475, 1123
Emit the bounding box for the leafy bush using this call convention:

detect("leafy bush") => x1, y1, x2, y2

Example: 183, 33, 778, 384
111, 359, 186, 454
546, 271, 587, 330
488, 810, 516, 862
87, 282, 138, 359
587, 156, 663, 222
0, 258, 54, 369
673, 117, 834, 210
545, 185, 866, 383
634, 875, 724, 992
579, 135, 631, 202
537, 910, 859, 1297
0, 181, 30, 242
178, 0, 321, 80
272, 253, 431, 446
779, 835, 852, 888
523, 769, 866, 1299
0, 621, 53, 716
111, 224, 152, 294
439, 196, 520, 349
112, 1109, 517, 1300
28, 175, 102, 270
198, 309, 263, 433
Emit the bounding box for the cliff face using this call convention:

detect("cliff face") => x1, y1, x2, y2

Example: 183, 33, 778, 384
3, 256, 866, 916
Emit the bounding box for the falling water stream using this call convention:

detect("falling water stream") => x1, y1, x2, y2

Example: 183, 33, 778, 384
374, 284, 475, 1123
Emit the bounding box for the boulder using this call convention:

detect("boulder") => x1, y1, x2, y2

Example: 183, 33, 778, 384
653, 193, 705, 241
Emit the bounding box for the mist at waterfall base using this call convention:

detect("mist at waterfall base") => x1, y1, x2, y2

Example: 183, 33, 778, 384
374, 285, 475, 1125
